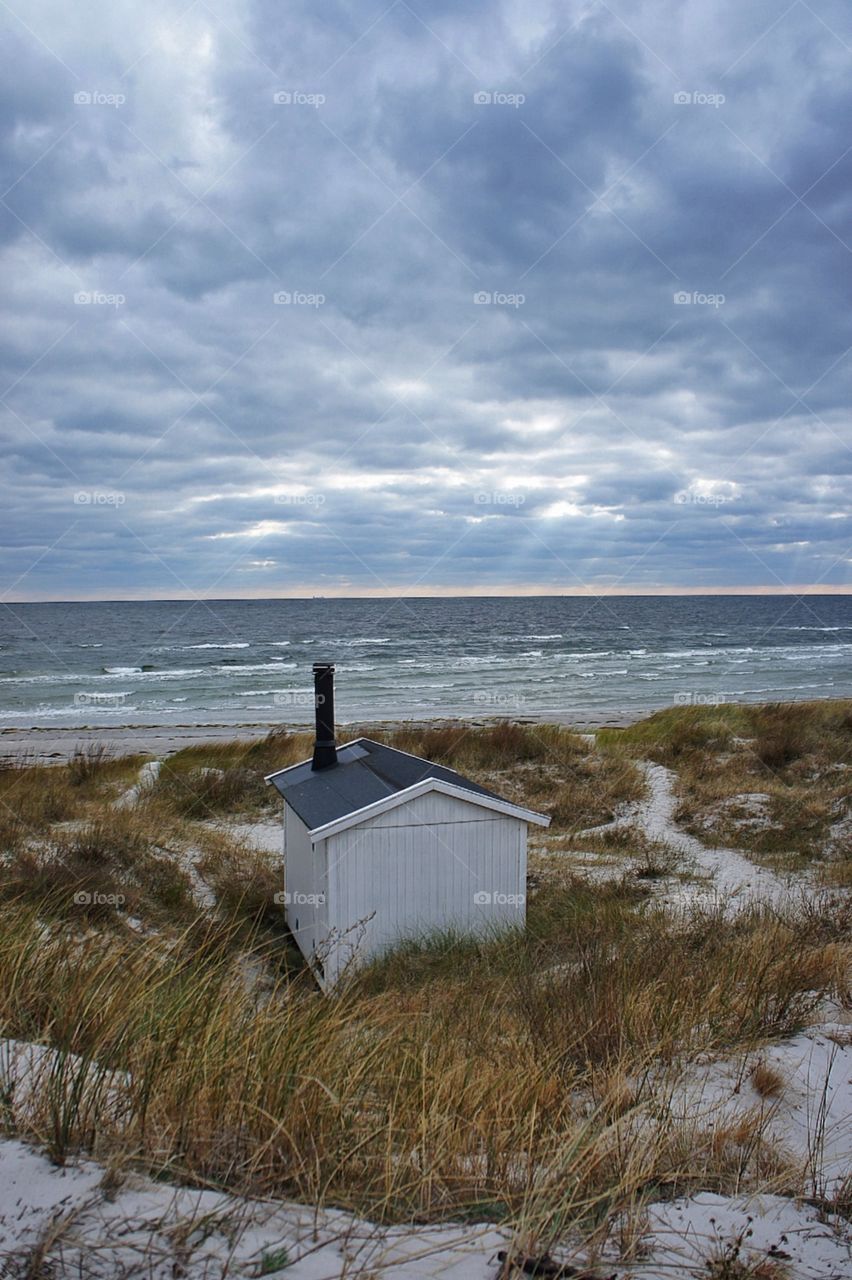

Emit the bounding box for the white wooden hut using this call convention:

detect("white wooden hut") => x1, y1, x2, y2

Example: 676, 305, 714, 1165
266, 663, 550, 987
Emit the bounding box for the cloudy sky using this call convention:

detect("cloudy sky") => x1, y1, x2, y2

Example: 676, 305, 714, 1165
1, 0, 851, 600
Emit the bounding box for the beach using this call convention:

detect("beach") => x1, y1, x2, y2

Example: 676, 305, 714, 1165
0, 709, 641, 764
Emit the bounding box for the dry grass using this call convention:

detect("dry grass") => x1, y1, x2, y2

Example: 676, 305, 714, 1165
149, 729, 311, 819
66, 742, 114, 787
189, 827, 304, 974
0, 884, 847, 1229
822, 856, 852, 888
1, 722, 641, 844
600, 700, 852, 867
152, 763, 271, 817
378, 722, 644, 832
0, 810, 197, 925
749, 1061, 785, 1099
0, 706, 849, 1250
0, 750, 146, 854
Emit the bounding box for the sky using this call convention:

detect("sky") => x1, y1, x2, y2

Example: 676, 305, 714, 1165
1, 0, 851, 601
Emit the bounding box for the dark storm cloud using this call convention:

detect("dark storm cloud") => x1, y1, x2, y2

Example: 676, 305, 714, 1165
0, 0, 850, 598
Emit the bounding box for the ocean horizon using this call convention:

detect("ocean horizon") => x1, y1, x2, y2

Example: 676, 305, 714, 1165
2, 594, 852, 730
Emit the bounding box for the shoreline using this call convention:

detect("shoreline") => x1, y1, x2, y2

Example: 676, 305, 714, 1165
3, 693, 850, 764
1, 709, 641, 764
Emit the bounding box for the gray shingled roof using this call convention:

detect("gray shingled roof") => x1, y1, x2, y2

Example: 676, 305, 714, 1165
266, 737, 507, 832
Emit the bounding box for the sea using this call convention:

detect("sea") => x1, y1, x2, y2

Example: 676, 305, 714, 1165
1, 595, 851, 728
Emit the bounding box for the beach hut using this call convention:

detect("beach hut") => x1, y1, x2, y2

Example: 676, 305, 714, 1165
266, 663, 550, 987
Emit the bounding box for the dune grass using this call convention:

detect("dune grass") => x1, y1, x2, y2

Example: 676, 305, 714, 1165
0, 703, 849, 1250
0, 881, 847, 1228
149, 729, 311, 818
135, 721, 643, 834
600, 700, 852, 868
0, 750, 148, 862
380, 722, 644, 832
0, 809, 197, 925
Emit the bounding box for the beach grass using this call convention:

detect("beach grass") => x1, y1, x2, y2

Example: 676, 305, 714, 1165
0, 886, 846, 1226
382, 722, 645, 831
109, 721, 645, 832
599, 700, 852, 868
0, 700, 850, 1254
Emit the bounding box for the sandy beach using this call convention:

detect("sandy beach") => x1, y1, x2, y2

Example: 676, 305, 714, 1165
0, 709, 641, 764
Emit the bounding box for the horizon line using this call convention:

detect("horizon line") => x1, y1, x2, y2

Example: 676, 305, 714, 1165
4, 584, 852, 604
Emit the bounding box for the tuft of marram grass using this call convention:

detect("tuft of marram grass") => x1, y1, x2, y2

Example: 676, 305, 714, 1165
67, 742, 113, 787
0, 807, 197, 925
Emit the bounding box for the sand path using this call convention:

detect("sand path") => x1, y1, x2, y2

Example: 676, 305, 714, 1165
579, 760, 798, 907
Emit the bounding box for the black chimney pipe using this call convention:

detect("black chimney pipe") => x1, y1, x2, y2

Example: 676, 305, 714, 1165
311, 662, 337, 771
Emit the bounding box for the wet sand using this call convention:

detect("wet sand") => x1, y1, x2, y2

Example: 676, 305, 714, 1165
0, 710, 641, 764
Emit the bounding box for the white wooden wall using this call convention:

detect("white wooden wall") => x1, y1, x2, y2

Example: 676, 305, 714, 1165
283, 806, 328, 972
320, 791, 527, 984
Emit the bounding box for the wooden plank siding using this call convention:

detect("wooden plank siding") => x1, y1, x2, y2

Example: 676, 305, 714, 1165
320, 798, 526, 983
283, 807, 328, 970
